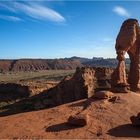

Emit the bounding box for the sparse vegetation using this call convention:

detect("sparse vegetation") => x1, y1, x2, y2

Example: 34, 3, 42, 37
0, 70, 75, 83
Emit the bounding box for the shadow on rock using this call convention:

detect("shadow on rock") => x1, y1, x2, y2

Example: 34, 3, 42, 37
0, 83, 30, 102
108, 124, 140, 137
0, 89, 55, 117
46, 122, 80, 132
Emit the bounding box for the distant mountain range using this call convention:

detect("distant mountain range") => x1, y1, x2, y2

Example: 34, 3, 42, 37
68, 56, 130, 68
0, 57, 130, 72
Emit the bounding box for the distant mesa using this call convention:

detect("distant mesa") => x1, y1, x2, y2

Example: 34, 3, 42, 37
0, 59, 82, 72
0, 57, 130, 73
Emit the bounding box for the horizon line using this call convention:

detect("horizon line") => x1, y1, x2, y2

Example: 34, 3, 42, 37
0, 56, 130, 60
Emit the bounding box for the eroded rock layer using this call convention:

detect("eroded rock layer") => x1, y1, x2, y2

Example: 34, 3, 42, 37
0, 59, 82, 72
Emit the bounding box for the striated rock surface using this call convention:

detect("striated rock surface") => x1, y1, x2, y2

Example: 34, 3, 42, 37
0, 59, 82, 72
111, 18, 140, 92
0, 58, 131, 73
0, 60, 13, 73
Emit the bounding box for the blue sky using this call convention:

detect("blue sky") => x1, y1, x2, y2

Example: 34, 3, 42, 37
0, 1, 140, 59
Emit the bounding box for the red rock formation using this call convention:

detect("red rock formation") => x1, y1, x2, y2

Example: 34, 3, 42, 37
111, 19, 140, 92
1, 67, 113, 111
35, 67, 114, 108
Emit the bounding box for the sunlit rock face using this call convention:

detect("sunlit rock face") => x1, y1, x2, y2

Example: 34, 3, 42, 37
111, 18, 140, 92
38, 67, 114, 108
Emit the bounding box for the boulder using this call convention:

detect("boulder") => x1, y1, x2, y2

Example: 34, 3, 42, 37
67, 114, 87, 126
108, 96, 120, 102
93, 90, 114, 99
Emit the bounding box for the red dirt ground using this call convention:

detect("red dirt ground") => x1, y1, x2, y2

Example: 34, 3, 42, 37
0, 92, 140, 139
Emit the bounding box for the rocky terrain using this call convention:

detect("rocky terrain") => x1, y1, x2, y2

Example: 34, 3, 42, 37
0, 92, 140, 139
0, 66, 139, 139
0, 18, 140, 139
0, 67, 114, 114
39, 67, 114, 107
0, 65, 139, 139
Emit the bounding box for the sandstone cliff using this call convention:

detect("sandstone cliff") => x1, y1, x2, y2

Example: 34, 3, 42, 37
31, 67, 114, 109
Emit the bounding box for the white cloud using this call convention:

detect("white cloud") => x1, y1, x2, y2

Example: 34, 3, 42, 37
0, 15, 22, 21
0, 3, 16, 12
15, 2, 65, 22
113, 6, 130, 17
0, 2, 65, 22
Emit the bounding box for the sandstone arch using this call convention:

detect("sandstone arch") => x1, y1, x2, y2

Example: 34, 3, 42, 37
111, 19, 140, 92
